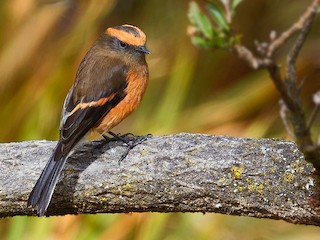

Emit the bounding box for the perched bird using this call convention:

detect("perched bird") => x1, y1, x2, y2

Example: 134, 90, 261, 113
27, 24, 150, 216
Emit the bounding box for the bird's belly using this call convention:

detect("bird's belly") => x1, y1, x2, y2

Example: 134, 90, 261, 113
94, 67, 148, 133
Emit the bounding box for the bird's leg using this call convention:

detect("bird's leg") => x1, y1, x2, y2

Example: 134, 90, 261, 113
106, 131, 131, 141
105, 131, 152, 164
101, 131, 133, 142
101, 133, 114, 143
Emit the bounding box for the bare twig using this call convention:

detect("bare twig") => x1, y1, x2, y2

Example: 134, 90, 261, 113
286, 1, 317, 90
307, 91, 320, 129
287, 8, 316, 72
279, 100, 295, 138
267, 0, 320, 58
224, 0, 232, 24
280, 1, 319, 168
232, 44, 271, 69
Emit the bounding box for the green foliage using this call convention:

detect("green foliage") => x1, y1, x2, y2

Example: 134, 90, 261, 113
207, 4, 229, 31
188, 0, 242, 49
189, 2, 214, 39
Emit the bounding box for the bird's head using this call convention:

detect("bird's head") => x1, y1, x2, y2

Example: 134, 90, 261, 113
99, 24, 150, 61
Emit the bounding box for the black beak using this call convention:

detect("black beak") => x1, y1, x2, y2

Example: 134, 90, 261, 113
137, 46, 151, 54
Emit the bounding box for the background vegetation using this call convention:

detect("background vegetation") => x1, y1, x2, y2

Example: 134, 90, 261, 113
1, 0, 320, 239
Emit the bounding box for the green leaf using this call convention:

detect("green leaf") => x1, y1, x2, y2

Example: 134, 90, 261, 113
191, 36, 211, 49
231, 0, 242, 10
231, 0, 243, 16
188, 1, 213, 39
220, 0, 228, 5
207, 3, 229, 31
213, 33, 227, 48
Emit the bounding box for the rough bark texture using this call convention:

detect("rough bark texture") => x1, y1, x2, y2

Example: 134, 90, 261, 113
1, 133, 320, 225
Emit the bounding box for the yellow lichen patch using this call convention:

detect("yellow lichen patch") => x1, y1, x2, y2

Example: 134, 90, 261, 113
218, 177, 227, 184
231, 164, 244, 180
257, 184, 264, 194
120, 183, 133, 192
247, 184, 255, 192
140, 149, 147, 156
283, 172, 294, 183
269, 166, 275, 174
247, 183, 264, 194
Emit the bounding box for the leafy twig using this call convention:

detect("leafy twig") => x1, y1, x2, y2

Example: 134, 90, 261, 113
188, 0, 320, 170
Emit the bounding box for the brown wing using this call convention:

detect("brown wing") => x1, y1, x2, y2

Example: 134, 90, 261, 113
55, 54, 128, 160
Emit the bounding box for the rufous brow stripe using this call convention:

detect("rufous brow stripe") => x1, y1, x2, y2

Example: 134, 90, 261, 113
106, 25, 146, 46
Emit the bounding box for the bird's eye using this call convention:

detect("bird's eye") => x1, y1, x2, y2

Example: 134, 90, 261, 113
119, 40, 127, 48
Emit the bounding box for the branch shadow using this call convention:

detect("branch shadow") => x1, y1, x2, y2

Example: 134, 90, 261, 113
46, 139, 123, 215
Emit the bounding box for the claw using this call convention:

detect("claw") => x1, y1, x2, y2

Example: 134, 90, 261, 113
101, 132, 151, 164
117, 135, 151, 165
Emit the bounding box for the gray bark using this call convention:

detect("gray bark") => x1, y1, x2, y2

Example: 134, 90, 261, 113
0, 133, 319, 225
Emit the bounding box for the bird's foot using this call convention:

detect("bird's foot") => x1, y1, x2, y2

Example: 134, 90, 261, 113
104, 131, 152, 164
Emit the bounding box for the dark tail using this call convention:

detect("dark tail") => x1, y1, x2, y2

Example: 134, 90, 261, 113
27, 142, 67, 217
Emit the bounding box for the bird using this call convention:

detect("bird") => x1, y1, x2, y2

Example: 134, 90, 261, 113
27, 24, 150, 217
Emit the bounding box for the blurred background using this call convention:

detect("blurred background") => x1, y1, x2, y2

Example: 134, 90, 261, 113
1, 0, 320, 239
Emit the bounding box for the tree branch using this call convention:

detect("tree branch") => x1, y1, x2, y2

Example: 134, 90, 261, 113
267, 0, 320, 58
231, 0, 320, 170
1, 133, 320, 225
